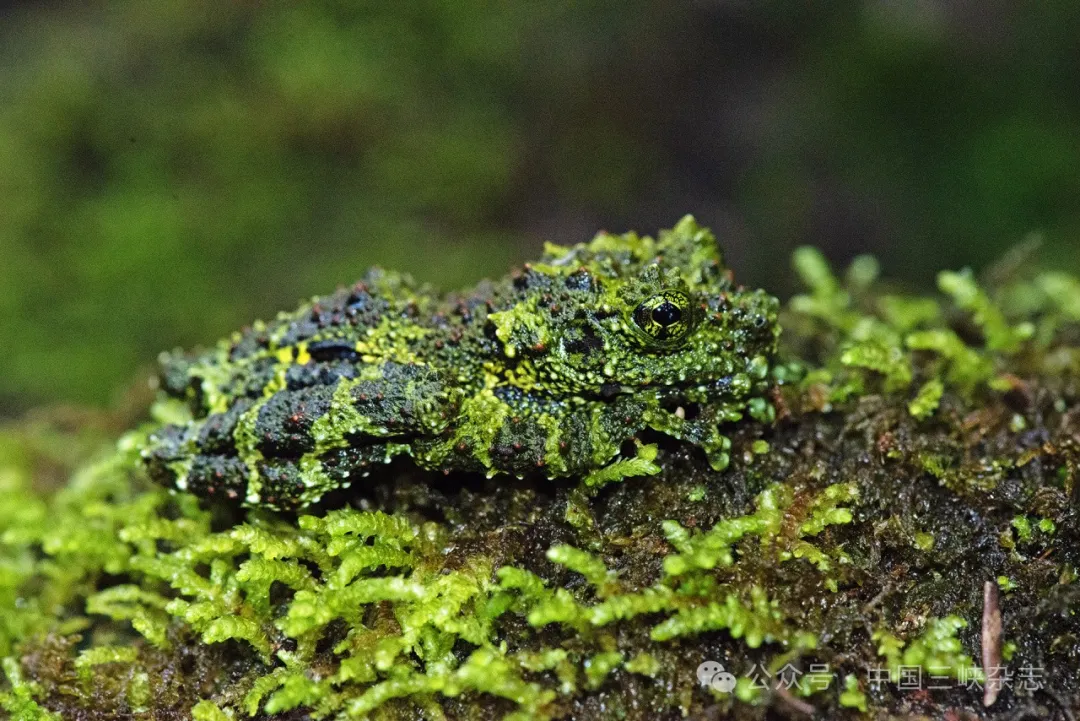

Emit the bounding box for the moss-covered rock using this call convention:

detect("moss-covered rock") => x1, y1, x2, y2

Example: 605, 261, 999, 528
2, 249, 1079, 719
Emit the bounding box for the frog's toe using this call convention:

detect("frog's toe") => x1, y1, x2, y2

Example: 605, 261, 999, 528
704, 435, 732, 471
582, 443, 660, 490
707, 451, 731, 472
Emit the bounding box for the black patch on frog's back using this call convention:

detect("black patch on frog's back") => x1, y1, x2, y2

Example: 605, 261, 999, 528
196, 397, 255, 455
254, 386, 335, 457
349, 362, 458, 433
488, 416, 549, 475
159, 354, 196, 397
215, 357, 280, 405
275, 287, 394, 348
228, 329, 270, 361
186, 455, 248, 501
561, 325, 604, 356
284, 361, 358, 390
278, 318, 322, 348
142, 424, 189, 487
564, 268, 598, 293
307, 339, 362, 363
256, 459, 308, 510
319, 442, 392, 484
341, 288, 391, 327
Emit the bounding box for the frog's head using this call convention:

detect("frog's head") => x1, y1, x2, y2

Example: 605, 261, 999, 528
490, 216, 780, 400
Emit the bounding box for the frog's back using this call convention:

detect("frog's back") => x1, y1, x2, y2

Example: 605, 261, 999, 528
159, 269, 427, 409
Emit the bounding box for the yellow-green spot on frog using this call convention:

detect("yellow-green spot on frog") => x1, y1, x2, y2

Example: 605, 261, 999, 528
140, 216, 780, 509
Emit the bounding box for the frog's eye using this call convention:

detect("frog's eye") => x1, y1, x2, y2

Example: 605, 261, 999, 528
631, 291, 694, 345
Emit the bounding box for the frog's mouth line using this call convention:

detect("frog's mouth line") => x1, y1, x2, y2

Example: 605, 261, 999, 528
588, 383, 707, 420
589, 377, 736, 408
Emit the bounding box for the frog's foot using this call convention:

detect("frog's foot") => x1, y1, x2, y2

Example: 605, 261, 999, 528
702, 434, 732, 471
566, 442, 661, 538
581, 441, 660, 492
669, 415, 732, 470
644, 405, 735, 472
565, 485, 598, 535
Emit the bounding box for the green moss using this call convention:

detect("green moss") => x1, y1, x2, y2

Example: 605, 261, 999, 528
648, 588, 785, 645
873, 617, 982, 683
0, 658, 59, 721
1011, 515, 1034, 542
583, 652, 623, 689
622, 652, 660, 678
838, 674, 868, 713
840, 340, 913, 392
3, 245, 1080, 719
913, 531, 935, 552
908, 379, 944, 420
937, 269, 1034, 354
191, 700, 234, 721
686, 485, 707, 502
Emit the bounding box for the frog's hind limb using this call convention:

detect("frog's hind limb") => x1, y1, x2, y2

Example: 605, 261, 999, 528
144, 361, 462, 508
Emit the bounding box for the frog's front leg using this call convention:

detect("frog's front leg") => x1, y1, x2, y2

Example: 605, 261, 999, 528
642, 400, 748, 471
565, 403, 661, 535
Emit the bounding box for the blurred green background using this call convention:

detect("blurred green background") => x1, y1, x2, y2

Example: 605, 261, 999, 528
1, 1, 1078, 412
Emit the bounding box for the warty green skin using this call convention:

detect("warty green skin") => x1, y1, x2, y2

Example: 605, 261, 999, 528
142, 216, 780, 509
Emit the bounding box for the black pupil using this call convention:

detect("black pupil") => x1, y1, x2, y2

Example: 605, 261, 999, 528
651, 302, 682, 327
